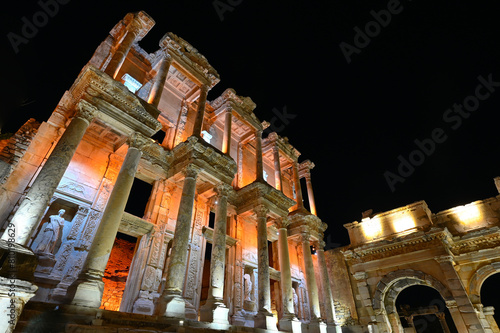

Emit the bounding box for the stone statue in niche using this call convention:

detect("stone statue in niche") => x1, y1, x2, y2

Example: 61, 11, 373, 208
243, 273, 252, 301
33, 209, 66, 254
293, 288, 299, 316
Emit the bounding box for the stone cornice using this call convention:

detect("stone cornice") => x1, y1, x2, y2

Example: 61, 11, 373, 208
170, 136, 237, 183
448, 227, 500, 255
236, 181, 296, 217
342, 228, 450, 262
262, 132, 300, 161
160, 32, 220, 88
70, 65, 162, 137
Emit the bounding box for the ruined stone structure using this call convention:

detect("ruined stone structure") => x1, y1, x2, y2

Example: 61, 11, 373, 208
0, 11, 336, 333
326, 183, 500, 333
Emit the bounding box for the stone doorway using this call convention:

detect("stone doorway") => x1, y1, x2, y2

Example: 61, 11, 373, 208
199, 241, 212, 314
395, 285, 457, 333
100, 232, 137, 311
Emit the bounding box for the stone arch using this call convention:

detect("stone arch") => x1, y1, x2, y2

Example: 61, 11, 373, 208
372, 269, 454, 332
469, 262, 500, 305
373, 269, 453, 314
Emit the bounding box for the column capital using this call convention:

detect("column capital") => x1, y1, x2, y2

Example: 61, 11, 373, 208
435, 255, 455, 264
183, 164, 201, 179
314, 240, 326, 250
436, 312, 446, 320
199, 83, 210, 94
253, 205, 269, 219
128, 132, 151, 150
76, 100, 97, 123
214, 183, 232, 198
300, 230, 310, 243
274, 217, 290, 229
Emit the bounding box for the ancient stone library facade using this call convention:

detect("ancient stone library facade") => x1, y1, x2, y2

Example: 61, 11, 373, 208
1, 10, 500, 333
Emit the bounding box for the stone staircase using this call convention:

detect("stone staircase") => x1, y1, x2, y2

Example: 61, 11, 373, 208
14, 302, 278, 333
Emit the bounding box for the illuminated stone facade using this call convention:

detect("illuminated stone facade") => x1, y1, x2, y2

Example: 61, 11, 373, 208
0, 11, 335, 333
328, 186, 500, 333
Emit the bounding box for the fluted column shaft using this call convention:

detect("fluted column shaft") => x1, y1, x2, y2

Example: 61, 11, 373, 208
277, 219, 294, 315
273, 146, 282, 191
305, 174, 317, 216
105, 21, 142, 79
292, 161, 303, 209
255, 129, 264, 181
301, 232, 321, 319
69, 133, 146, 307
316, 241, 335, 324
192, 85, 209, 137
2, 105, 95, 245
149, 52, 172, 107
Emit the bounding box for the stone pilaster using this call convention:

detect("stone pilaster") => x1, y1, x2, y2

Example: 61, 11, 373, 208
315, 241, 336, 325
105, 19, 143, 79
254, 205, 277, 330
2, 102, 96, 245
68, 132, 148, 308
149, 51, 172, 107
192, 85, 209, 137
200, 183, 231, 324
160, 164, 200, 318
275, 218, 301, 332
300, 230, 325, 332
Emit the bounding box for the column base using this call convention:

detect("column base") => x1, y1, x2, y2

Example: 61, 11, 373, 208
326, 322, 342, 333
200, 298, 229, 325
307, 318, 327, 333
162, 294, 186, 319
279, 313, 302, 332
254, 309, 278, 331
67, 272, 104, 308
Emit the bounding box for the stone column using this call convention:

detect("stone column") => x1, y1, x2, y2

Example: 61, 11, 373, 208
300, 231, 322, 322
254, 205, 277, 330
292, 161, 303, 209
148, 52, 172, 107
68, 133, 147, 308
316, 240, 337, 330
192, 85, 209, 137
105, 20, 142, 79
2, 103, 95, 245
222, 108, 232, 155
160, 164, 200, 318
305, 172, 317, 216
200, 183, 231, 324
255, 129, 264, 182
273, 145, 282, 191
436, 312, 451, 333
276, 218, 301, 332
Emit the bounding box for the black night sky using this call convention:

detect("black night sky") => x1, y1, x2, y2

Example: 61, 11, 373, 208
1, 0, 500, 249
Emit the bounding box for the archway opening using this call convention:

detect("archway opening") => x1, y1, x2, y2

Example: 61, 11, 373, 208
395, 285, 457, 333
480, 272, 500, 330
